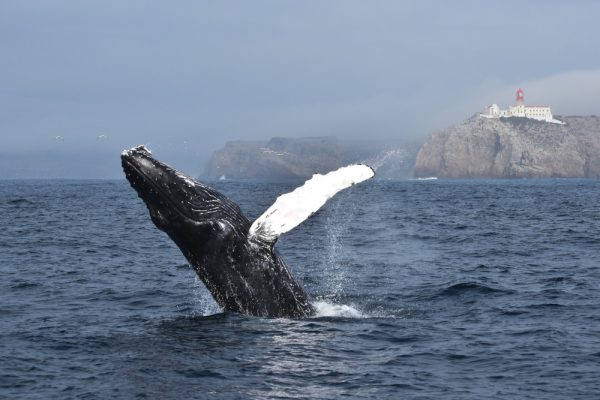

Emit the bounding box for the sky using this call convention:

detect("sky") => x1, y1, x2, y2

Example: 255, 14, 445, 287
1, 1, 600, 178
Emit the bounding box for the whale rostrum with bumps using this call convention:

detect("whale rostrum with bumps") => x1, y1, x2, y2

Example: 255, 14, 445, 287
121, 145, 374, 318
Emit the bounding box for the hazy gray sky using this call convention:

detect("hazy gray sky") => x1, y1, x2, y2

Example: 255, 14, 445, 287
1, 1, 599, 178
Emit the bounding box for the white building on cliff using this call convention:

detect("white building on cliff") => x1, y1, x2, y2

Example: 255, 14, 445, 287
481, 88, 564, 124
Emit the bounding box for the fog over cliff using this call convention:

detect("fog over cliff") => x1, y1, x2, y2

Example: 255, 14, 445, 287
2, 1, 600, 178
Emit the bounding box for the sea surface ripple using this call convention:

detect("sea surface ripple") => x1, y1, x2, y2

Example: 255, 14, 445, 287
1, 179, 600, 399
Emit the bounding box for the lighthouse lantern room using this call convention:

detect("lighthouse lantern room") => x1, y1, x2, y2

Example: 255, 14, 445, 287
516, 88, 525, 104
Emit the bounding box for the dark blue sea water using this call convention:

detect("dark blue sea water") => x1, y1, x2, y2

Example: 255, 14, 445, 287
1, 179, 600, 399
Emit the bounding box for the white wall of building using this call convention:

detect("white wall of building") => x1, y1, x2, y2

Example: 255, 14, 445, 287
481, 99, 563, 124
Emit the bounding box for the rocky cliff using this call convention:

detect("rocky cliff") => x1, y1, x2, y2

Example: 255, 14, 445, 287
205, 137, 343, 179
204, 136, 419, 180
414, 115, 600, 179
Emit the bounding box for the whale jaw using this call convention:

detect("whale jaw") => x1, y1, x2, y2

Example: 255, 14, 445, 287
121, 145, 190, 229
121, 145, 248, 235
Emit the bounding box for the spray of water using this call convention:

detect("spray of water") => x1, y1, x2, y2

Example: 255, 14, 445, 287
364, 148, 407, 172
310, 149, 413, 318
305, 191, 371, 318
191, 275, 220, 316
321, 196, 352, 300
312, 301, 364, 318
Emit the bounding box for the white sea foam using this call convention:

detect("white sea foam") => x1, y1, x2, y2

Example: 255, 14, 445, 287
312, 301, 365, 318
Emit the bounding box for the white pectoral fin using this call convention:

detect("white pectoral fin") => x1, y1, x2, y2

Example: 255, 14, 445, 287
249, 164, 375, 243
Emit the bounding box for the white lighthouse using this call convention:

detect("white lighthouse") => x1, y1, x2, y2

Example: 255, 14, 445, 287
481, 89, 564, 124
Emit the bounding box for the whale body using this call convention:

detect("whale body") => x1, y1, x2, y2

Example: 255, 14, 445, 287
121, 145, 374, 318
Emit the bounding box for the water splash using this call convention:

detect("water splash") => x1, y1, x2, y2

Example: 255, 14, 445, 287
364, 148, 407, 171
321, 196, 354, 299
312, 301, 364, 318
191, 275, 220, 316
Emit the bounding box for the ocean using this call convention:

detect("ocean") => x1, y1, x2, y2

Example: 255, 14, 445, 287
1, 179, 599, 399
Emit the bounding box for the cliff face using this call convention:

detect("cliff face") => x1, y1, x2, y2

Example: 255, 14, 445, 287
204, 136, 420, 180
205, 137, 343, 179
414, 115, 600, 179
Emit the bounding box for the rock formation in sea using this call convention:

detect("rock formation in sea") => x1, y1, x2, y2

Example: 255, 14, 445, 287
413, 115, 600, 179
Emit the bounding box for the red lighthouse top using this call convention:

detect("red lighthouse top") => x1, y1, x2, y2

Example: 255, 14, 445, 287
516, 88, 525, 103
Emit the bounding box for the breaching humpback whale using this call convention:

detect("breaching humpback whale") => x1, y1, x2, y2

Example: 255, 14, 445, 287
121, 145, 374, 318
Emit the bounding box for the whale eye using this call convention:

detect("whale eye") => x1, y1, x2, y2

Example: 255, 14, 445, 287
213, 220, 235, 239
216, 220, 229, 232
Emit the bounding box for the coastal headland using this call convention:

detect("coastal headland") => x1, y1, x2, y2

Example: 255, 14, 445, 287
414, 115, 600, 179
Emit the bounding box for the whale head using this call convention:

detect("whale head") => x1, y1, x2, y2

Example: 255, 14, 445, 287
121, 146, 250, 252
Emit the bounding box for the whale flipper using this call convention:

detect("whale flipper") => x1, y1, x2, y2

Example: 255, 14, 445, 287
249, 164, 375, 243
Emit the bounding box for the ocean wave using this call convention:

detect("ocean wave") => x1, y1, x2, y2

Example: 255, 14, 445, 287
5, 198, 35, 206
437, 282, 512, 297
